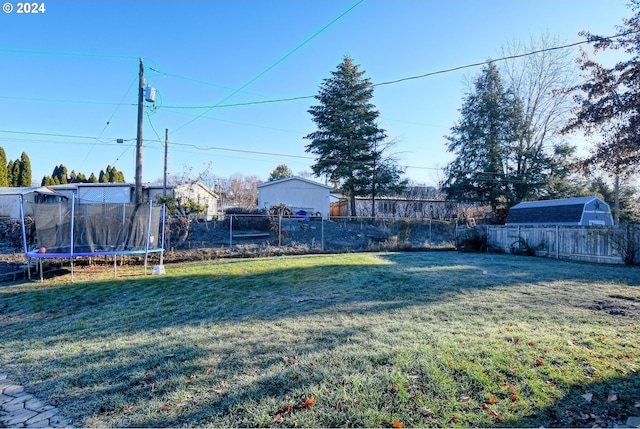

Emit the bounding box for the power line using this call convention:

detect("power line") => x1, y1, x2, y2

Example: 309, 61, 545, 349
8, 29, 634, 112
156, 29, 638, 110
170, 0, 365, 134
79, 74, 139, 171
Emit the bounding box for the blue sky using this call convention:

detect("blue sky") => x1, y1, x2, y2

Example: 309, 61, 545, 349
0, 0, 633, 187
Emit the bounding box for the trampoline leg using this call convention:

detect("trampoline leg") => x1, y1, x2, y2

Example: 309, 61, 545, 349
113, 256, 117, 279
71, 258, 74, 283
39, 259, 43, 282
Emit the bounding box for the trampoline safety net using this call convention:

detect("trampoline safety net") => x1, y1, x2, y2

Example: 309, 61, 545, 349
27, 201, 162, 254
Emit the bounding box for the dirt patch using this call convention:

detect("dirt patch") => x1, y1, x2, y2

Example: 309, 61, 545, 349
586, 298, 640, 320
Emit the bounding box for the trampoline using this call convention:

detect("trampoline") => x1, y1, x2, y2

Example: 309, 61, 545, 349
20, 196, 165, 281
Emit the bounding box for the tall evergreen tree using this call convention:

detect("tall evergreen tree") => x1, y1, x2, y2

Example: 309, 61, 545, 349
0, 147, 7, 187
442, 63, 525, 218
305, 55, 404, 216
7, 160, 15, 186
17, 152, 32, 187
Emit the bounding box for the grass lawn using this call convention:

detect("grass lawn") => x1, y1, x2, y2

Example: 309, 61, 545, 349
1, 252, 639, 427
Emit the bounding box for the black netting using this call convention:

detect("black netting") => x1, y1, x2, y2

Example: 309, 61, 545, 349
29, 202, 162, 254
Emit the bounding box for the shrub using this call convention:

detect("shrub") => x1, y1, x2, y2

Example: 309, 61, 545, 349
457, 227, 487, 252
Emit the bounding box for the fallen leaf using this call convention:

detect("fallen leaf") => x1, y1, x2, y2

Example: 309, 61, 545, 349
535, 358, 544, 366
282, 355, 289, 363
392, 420, 405, 428
460, 395, 471, 403
205, 368, 212, 375
506, 326, 512, 332
159, 404, 170, 412
528, 341, 536, 346
300, 395, 315, 408
608, 393, 618, 402
510, 395, 518, 402
489, 395, 497, 404
481, 403, 489, 409
508, 384, 516, 394
582, 393, 593, 403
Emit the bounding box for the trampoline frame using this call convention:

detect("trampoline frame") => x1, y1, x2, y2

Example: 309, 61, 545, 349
20, 195, 166, 282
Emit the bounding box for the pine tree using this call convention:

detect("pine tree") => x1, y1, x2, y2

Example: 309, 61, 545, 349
7, 160, 14, 186
17, 152, 32, 187
442, 63, 525, 218
305, 55, 403, 216
268, 164, 294, 182
0, 147, 7, 187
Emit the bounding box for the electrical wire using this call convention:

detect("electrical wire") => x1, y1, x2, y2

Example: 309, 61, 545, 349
78, 74, 139, 171
156, 29, 639, 110
169, 0, 365, 134
7, 29, 633, 112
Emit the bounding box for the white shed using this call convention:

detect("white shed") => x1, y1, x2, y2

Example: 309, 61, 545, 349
0, 186, 66, 218
49, 183, 134, 203
257, 176, 332, 218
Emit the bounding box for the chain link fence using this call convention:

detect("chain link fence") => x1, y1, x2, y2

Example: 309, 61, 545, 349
166, 215, 458, 258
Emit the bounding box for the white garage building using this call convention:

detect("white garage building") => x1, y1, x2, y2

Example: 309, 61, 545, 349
257, 176, 331, 219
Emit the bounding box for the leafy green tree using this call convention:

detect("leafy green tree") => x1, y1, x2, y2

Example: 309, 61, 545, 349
442, 63, 526, 218
88, 172, 99, 183
0, 147, 7, 187
305, 55, 404, 216
268, 164, 294, 182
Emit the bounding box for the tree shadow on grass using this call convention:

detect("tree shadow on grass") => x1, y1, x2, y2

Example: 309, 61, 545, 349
509, 374, 640, 428
1, 251, 639, 426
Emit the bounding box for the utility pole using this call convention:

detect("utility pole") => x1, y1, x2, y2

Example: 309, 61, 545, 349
163, 128, 168, 199
135, 58, 145, 205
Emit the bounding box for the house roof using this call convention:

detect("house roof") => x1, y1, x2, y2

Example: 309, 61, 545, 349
0, 186, 63, 197
506, 196, 611, 225
257, 176, 332, 190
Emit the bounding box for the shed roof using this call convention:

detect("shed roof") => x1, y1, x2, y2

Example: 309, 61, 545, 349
257, 176, 332, 189
506, 196, 611, 225
0, 186, 63, 197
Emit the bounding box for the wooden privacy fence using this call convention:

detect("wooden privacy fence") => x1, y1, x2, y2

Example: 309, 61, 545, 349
476, 225, 640, 265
